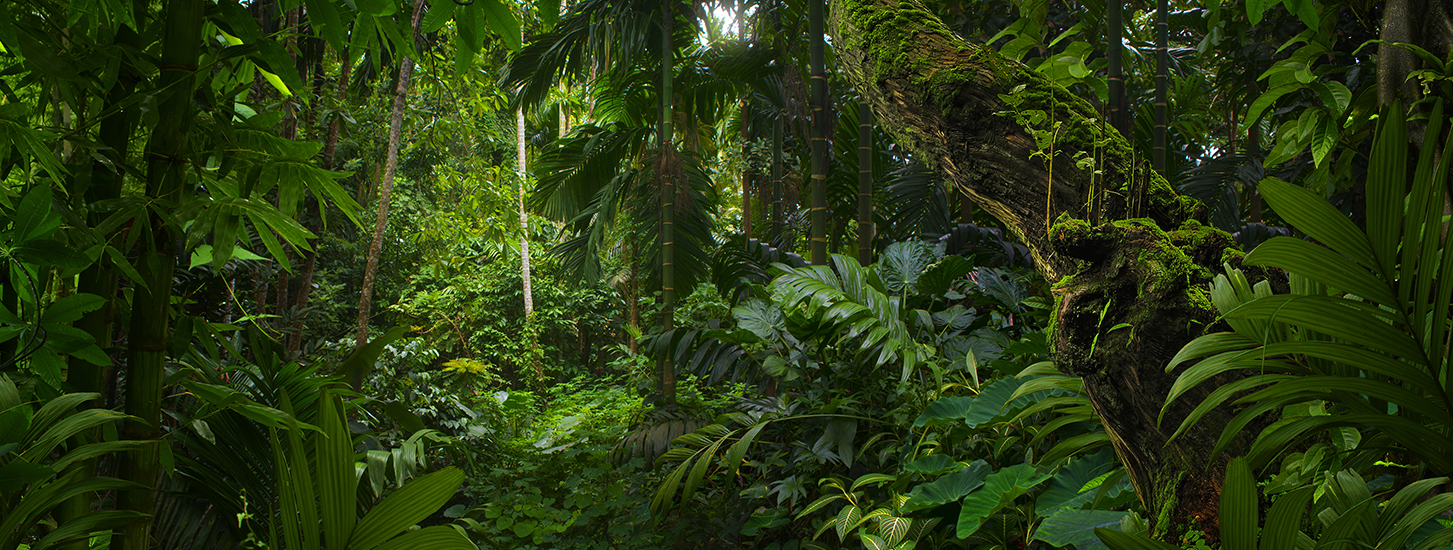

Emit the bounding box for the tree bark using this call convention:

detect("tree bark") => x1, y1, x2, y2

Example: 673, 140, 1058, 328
356, 0, 426, 350
830, 0, 1251, 539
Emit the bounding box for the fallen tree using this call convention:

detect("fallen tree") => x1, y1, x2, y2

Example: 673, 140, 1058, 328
829, 0, 1259, 537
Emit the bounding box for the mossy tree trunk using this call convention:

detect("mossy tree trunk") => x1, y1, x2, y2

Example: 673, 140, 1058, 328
830, 0, 1257, 540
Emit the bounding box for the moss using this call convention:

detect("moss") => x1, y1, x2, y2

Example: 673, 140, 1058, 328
1221, 247, 1246, 266
1153, 471, 1186, 538
1187, 286, 1214, 313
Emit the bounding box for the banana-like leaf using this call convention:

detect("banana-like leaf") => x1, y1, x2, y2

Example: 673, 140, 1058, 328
1094, 527, 1181, 549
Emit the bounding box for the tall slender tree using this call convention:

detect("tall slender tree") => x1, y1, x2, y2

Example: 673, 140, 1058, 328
659, 0, 678, 405
808, 0, 829, 264
118, 0, 204, 546
356, 0, 427, 356
1107, 0, 1127, 137
1154, 0, 1169, 172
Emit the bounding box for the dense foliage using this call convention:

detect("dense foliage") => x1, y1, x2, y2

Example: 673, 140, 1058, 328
1, 0, 1450, 548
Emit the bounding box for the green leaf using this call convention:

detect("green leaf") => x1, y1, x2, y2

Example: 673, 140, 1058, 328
421, 2, 454, 33
836, 504, 863, 542
1220, 458, 1257, 550
39, 293, 105, 325
302, 0, 348, 52
860, 532, 888, 550
904, 454, 958, 476
536, 0, 558, 28
477, 0, 521, 51
11, 185, 59, 242
373, 525, 476, 550
1242, 237, 1397, 306
13, 241, 91, 269
956, 464, 1053, 538
1260, 486, 1314, 550
1242, 83, 1301, 132
1095, 528, 1180, 550
0, 460, 54, 491
30, 510, 149, 550
901, 461, 991, 513
1281, 0, 1318, 31
349, 467, 465, 550
318, 392, 356, 550
1034, 509, 1130, 549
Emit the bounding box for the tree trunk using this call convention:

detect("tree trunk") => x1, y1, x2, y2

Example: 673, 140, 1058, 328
518, 99, 539, 382
659, 0, 677, 405
118, 0, 203, 547
57, 3, 143, 539
830, 0, 1253, 539
1106, 0, 1126, 137
1153, 0, 1168, 174
356, 0, 426, 354
809, 0, 829, 265
772, 116, 785, 245
288, 47, 351, 354
857, 101, 873, 266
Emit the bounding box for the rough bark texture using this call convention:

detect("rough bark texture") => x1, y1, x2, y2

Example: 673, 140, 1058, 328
830, 0, 1249, 540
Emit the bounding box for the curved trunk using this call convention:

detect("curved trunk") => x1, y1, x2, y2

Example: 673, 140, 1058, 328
830, 0, 1253, 539
356, 0, 427, 360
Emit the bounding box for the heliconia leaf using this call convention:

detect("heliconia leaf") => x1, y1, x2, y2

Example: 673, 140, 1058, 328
318, 392, 356, 548
1220, 458, 1258, 550
852, 473, 897, 492
302, 0, 348, 53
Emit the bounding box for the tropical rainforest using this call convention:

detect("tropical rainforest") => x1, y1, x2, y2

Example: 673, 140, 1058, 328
1, 0, 1452, 548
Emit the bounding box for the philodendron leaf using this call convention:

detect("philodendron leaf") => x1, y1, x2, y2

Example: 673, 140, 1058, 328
901, 460, 991, 513
956, 464, 1053, 538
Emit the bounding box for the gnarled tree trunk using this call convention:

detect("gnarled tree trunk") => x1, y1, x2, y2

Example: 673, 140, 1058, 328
830, 0, 1255, 539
